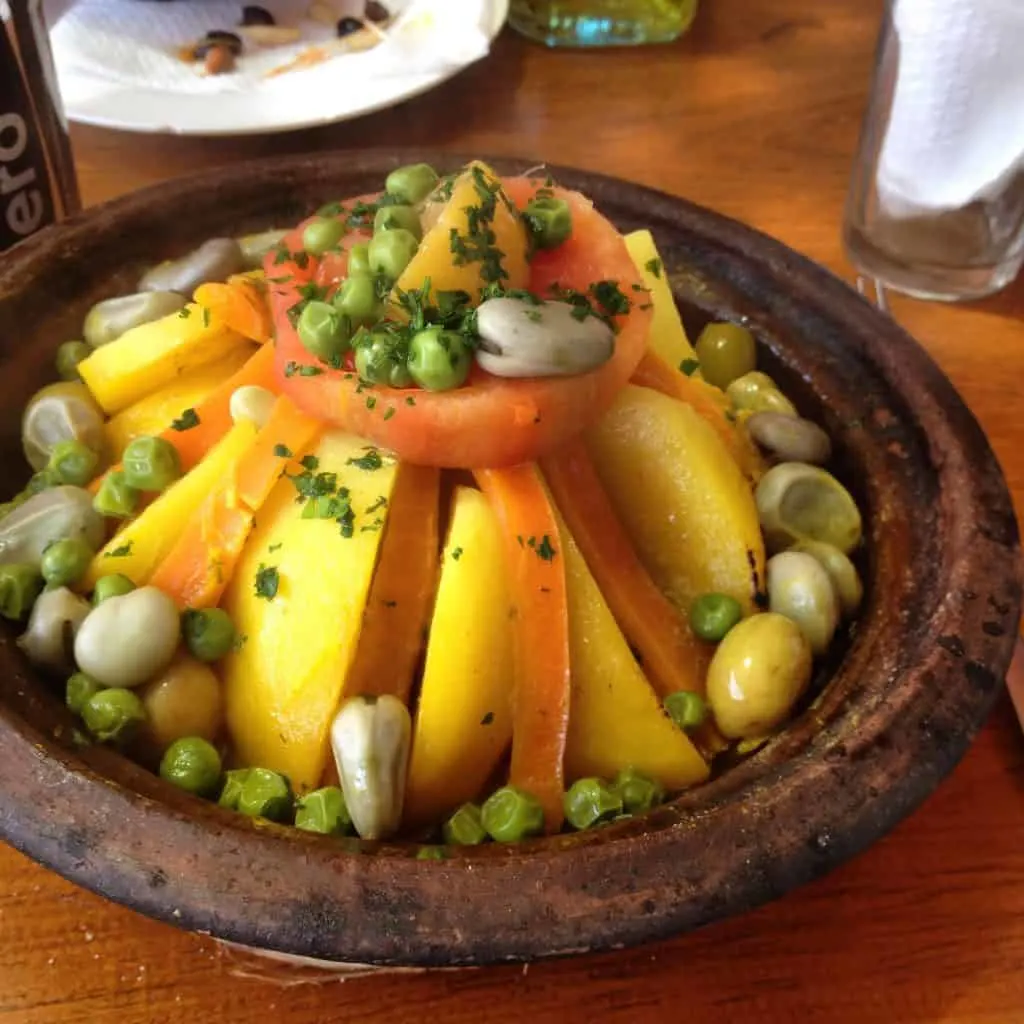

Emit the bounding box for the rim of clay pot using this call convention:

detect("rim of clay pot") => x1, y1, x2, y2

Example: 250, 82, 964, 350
0, 151, 1019, 967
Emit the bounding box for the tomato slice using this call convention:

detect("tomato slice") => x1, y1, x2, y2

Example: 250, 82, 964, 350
268, 178, 652, 469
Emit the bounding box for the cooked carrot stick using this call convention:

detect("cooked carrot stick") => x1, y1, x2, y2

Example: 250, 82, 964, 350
474, 464, 570, 833
631, 350, 764, 480
149, 395, 321, 609
344, 463, 441, 704
89, 343, 277, 494
541, 438, 712, 698
194, 276, 273, 345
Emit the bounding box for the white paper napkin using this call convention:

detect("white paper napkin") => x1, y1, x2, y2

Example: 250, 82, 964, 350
44, 0, 492, 96
876, 0, 1024, 217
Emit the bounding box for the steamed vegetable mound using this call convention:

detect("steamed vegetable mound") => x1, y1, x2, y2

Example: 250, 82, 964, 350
5, 160, 865, 848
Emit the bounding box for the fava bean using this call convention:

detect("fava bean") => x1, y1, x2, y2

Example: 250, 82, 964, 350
747, 412, 832, 465
766, 550, 840, 655
22, 382, 105, 473
0, 486, 104, 568
83, 291, 188, 347
138, 239, 245, 297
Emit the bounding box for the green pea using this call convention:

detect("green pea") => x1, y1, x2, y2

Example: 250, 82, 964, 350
66, 671, 103, 715
407, 328, 472, 392
297, 300, 353, 364
295, 786, 352, 835
159, 736, 223, 797
695, 321, 757, 390
563, 778, 623, 831
442, 802, 488, 846
480, 786, 545, 843
333, 274, 380, 326
47, 439, 100, 488
353, 329, 414, 388
347, 243, 371, 276
81, 687, 146, 744
92, 573, 135, 605
301, 216, 345, 256
122, 436, 182, 492
664, 691, 707, 732
367, 228, 419, 282
0, 563, 44, 620
689, 592, 743, 642
40, 536, 94, 588
217, 768, 252, 811
524, 197, 572, 250
385, 163, 440, 205
236, 767, 294, 822
373, 204, 422, 241
55, 340, 92, 381
610, 767, 664, 815
93, 470, 140, 520
181, 607, 236, 662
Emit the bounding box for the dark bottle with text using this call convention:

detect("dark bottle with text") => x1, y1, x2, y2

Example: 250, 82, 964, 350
0, 0, 79, 253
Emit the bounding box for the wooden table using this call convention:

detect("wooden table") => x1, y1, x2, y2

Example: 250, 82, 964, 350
5, 1, 1024, 1020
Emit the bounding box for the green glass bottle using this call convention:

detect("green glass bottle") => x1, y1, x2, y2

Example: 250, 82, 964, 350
509, 0, 698, 47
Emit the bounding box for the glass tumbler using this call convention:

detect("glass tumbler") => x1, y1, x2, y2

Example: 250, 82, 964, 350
509, 0, 699, 47
0, 0, 79, 254
843, 0, 1024, 302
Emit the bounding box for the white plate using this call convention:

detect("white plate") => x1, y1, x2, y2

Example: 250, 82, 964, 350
47, 0, 508, 136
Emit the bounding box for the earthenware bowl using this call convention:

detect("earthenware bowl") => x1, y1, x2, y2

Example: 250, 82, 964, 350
0, 151, 1019, 967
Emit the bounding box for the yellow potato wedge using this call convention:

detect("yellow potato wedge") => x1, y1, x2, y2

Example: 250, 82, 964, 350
78, 303, 250, 415
587, 384, 765, 615
624, 229, 698, 370
222, 430, 398, 792
404, 486, 514, 828
82, 419, 259, 591
560, 512, 709, 788
102, 346, 255, 460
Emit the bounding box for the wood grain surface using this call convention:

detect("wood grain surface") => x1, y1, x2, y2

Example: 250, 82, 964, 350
4, 1, 1024, 1020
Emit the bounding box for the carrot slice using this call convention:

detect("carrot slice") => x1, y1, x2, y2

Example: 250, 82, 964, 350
541, 438, 712, 699
194, 277, 273, 345
631, 350, 764, 480
343, 462, 441, 704
149, 395, 321, 609
474, 464, 570, 833
89, 343, 277, 494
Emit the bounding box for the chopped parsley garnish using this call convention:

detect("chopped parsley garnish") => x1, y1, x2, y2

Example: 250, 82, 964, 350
590, 280, 631, 317
446, 166, 509, 286
268, 542, 282, 553
365, 396, 377, 411
680, 358, 701, 377
644, 257, 663, 278
104, 542, 133, 558
347, 449, 383, 471
524, 534, 557, 561
317, 199, 347, 217
233, 633, 248, 652
451, 546, 464, 561
480, 711, 494, 725
273, 444, 293, 458
301, 494, 349, 520
284, 361, 324, 378
297, 281, 329, 304
524, 309, 543, 323
201, 307, 211, 328
300, 455, 319, 471
405, 396, 416, 406
254, 564, 279, 600
177, 307, 191, 320
383, 407, 396, 421
366, 495, 388, 514
170, 408, 200, 432
361, 517, 385, 533
432, 174, 457, 203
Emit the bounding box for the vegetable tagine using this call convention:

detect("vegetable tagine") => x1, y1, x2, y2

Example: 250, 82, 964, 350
7, 160, 865, 848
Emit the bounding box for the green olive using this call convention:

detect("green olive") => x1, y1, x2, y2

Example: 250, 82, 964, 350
755, 462, 863, 554
695, 321, 757, 390
21, 382, 105, 473
790, 540, 863, 617
727, 372, 798, 417
55, 341, 92, 381
706, 612, 812, 739
765, 550, 840, 655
